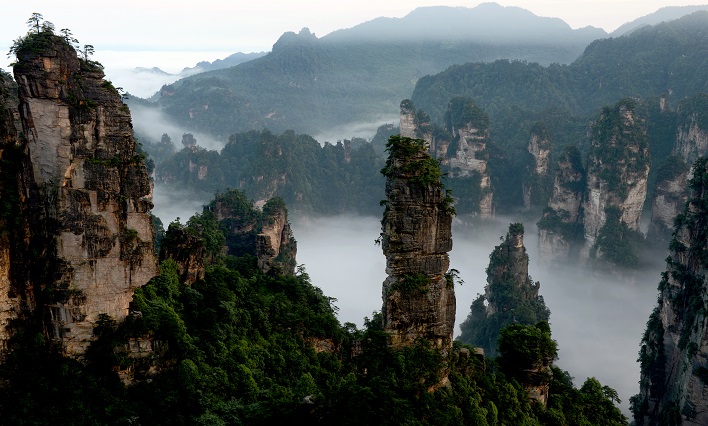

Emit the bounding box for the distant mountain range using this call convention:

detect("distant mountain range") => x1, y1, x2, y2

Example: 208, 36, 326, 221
134, 2, 707, 140
141, 3, 608, 138
132, 51, 267, 79
612, 4, 708, 36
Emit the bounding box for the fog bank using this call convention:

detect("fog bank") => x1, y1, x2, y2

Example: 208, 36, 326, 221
293, 214, 664, 416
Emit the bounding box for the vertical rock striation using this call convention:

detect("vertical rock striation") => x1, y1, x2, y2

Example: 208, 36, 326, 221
256, 198, 297, 274
0, 32, 157, 357
582, 99, 650, 262
0, 72, 24, 357
523, 123, 552, 210
635, 158, 708, 426
380, 135, 455, 352
399, 98, 493, 218
537, 146, 585, 263
648, 95, 708, 243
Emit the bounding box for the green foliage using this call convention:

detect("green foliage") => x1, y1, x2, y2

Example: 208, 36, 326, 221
445, 97, 490, 132
381, 135, 442, 187
497, 322, 557, 384
390, 273, 432, 295
157, 129, 385, 216
590, 206, 645, 268
459, 224, 550, 356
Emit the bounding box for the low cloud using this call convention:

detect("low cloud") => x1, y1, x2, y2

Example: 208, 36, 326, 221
293, 214, 665, 417
130, 104, 227, 151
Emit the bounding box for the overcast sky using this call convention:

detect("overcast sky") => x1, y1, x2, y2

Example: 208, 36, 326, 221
1, 0, 705, 71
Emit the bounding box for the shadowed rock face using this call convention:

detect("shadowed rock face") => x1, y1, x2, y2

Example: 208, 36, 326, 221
537, 146, 584, 263
380, 136, 455, 352
0, 33, 157, 358
636, 158, 708, 426
648, 95, 708, 243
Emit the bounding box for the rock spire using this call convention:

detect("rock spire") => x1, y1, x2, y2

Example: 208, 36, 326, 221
379, 135, 456, 351
0, 31, 157, 357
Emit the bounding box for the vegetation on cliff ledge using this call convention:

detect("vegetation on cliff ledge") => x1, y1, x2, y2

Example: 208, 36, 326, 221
0, 189, 625, 425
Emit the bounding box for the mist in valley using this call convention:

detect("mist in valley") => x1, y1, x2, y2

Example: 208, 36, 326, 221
293, 214, 664, 416
151, 173, 665, 417
131, 104, 227, 151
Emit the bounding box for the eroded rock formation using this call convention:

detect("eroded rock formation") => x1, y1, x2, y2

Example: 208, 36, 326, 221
537, 146, 584, 263
523, 123, 552, 210
380, 135, 455, 352
0, 33, 157, 358
648, 95, 708, 242
582, 99, 650, 262
635, 158, 708, 426
159, 224, 206, 286
458, 223, 551, 404
399, 98, 493, 217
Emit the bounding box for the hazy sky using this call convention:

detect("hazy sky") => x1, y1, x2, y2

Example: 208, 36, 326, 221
1, 0, 704, 71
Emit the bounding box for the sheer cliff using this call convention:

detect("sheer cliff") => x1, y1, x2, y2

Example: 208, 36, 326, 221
537, 146, 585, 263
582, 99, 650, 265
0, 31, 157, 357
635, 158, 708, 426
522, 123, 552, 210
648, 94, 708, 243
379, 135, 455, 352
399, 98, 493, 217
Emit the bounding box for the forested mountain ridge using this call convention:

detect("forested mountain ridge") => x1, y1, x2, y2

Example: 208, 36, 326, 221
611, 4, 708, 36
411, 11, 708, 124
147, 3, 607, 138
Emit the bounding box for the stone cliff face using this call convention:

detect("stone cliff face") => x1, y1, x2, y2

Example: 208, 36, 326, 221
582, 100, 650, 261
635, 158, 708, 426
159, 224, 206, 286
0, 33, 157, 357
523, 124, 552, 210
213, 191, 297, 275
647, 157, 690, 243
257, 200, 297, 274
0, 73, 24, 358
380, 135, 455, 353
399, 98, 493, 218
648, 95, 708, 242
537, 146, 584, 263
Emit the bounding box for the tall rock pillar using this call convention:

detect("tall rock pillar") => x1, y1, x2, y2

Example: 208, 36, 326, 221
380, 135, 455, 352
3, 31, 157, 357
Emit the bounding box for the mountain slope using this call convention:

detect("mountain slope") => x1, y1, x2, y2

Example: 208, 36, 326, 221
612, 4, 708, 36
411, 12, 708, 123
150, 4, 605, 138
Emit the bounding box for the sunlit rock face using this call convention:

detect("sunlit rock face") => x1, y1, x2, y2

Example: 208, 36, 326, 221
581, 100, 649, 260
256, 202, 297, 274
0, 34, 157, 358
635, 159, 708, 426
380, 136, 455, 353
537, 146, 584, 264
